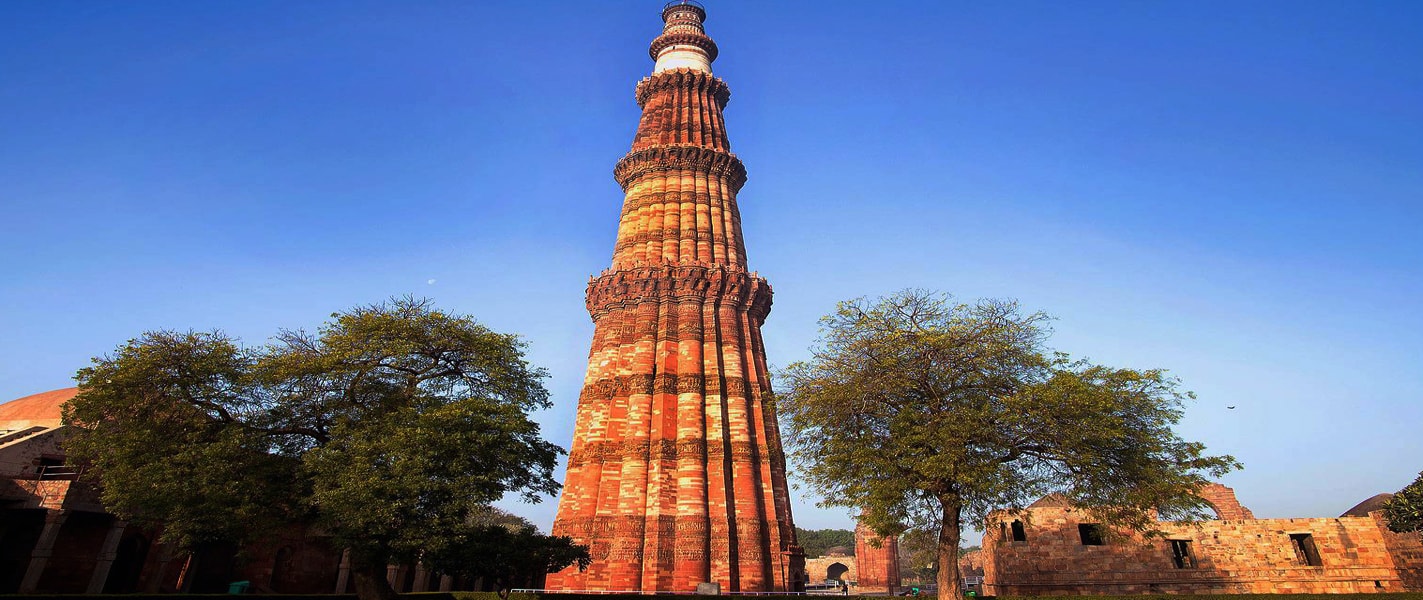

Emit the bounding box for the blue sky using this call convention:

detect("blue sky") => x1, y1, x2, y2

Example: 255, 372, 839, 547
2, 1, 1420, 538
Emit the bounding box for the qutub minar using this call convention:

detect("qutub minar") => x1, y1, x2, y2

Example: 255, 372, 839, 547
546, 1, 806, 593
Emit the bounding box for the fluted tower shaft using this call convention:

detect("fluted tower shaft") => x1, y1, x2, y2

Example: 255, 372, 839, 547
547, 2, 803, 593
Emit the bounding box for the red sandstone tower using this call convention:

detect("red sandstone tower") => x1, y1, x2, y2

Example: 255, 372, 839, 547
854, 520, 902, 594
546, 1, 804, 592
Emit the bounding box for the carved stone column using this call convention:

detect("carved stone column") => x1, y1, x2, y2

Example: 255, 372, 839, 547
143, 543, 176, 592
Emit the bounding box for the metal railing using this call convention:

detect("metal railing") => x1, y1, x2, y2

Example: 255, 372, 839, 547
30, 464, 85, 480
663, 0, 707, 12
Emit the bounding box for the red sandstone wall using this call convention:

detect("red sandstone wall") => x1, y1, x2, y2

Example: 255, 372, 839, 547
1375, 511, 1423, 591
238, 530, 343, 593
984, 505, 1404, 595
34, 511, 113, 593
959, 549, 984, 577
1199, 483, 1255, 520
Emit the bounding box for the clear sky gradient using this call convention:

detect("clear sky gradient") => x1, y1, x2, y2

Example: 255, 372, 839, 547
3, 1, 1420, 538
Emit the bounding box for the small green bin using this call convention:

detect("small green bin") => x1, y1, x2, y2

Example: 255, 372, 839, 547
228, 580, 250, 594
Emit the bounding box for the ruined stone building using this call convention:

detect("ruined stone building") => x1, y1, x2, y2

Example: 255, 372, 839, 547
802, 546, 856, 588
853, 519, 901, 594
2, 388, 551, 595
795, 522, 901, 594
983, 483, 1423, 595
547, 0, 803, 593
1, 388, 345, 594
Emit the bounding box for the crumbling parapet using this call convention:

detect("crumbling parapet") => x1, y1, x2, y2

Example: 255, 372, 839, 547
983, 484, 1420, 595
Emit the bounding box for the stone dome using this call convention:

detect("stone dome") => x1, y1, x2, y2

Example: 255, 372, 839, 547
0, 387, 77, 429
1341, 493, 1394, 517
824, 546, 851, 557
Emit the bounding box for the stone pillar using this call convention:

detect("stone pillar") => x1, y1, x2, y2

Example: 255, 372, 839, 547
412, 562, 429, 592
144, 543, 176, 592
438, 574, 453, 592
86, 519, 128, 593
385, 563, 401, 588
18, 509, 69, 593
333, 549, 351, 593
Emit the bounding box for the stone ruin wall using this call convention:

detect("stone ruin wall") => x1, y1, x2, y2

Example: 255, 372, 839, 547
983, 485, 1419, 595
802, 556, 856, 585
1198, 482, 1255, 520
1377, 513, 1423, 591
798, 523, 903, 592
960, 548, 985, 578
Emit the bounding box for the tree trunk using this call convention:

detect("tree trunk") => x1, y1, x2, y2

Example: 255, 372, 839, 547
351, 559, 398, 600
935, 500, 963, 600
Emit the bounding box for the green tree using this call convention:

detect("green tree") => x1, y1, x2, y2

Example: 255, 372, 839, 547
896, 529, 939, 585
1385, 471, 1423, 535
776, 290, 1239, 596
794, 527, 855, 558
64, 298, 572, 600
423, 507, 590, 593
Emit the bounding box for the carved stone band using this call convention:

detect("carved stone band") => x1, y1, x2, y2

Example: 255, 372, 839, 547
649, 32, 720, 63
585, 264, 772, 320
614, 144, 747, 192
566, 438, 783, 469
575, 373, 759, 404
635, 68, 731, 109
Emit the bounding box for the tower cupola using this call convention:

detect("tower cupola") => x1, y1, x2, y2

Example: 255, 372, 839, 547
651, 0, 718, 73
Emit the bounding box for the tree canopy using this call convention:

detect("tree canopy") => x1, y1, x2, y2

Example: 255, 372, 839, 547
1385, 471, 1423, 535
422, 506, 590, 592
776, 290, 1239, 595
896, 528, 940, 585
63, 297, 578, 600
794, 527, 855, 558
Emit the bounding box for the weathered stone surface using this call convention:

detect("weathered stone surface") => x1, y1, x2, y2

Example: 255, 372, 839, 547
545, 4, 802, 593
804, 556, 856, 585
1377, 511, 1423, 591
982, 484, 1422, 595
854, 521, 901, 593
